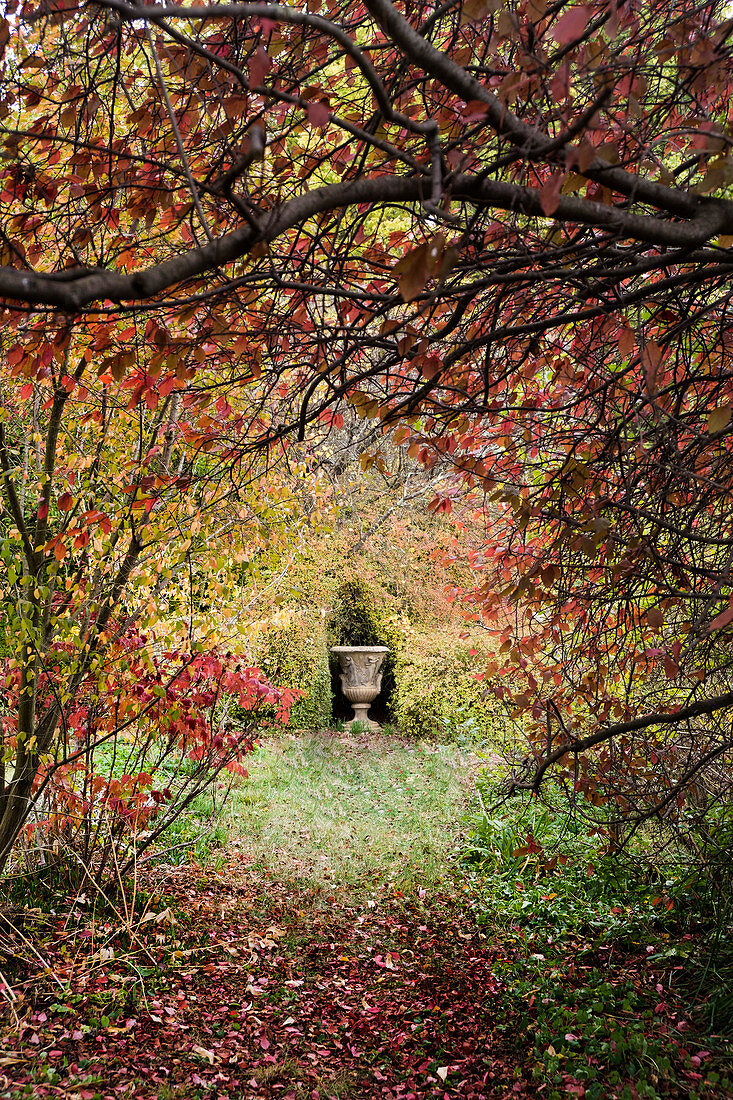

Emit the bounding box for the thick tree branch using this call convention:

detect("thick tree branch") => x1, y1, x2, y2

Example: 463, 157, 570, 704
518, 689, 733, 792
1, 171, 731, 312
0, 426, 37, 571
363, 0, 704, 219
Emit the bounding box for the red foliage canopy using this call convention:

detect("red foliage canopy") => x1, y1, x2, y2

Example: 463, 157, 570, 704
1, 0, 733, 840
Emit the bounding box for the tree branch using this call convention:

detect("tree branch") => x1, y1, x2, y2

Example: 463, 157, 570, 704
519, 689, 733, 792
1, 169, 731, 312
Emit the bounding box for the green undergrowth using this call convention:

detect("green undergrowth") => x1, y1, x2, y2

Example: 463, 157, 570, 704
463, 778, 733, 1099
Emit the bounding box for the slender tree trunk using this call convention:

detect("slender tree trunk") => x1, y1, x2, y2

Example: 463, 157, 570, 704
0, 703, 61, 874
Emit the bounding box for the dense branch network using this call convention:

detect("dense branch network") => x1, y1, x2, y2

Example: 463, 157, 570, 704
1, 0, 733, 845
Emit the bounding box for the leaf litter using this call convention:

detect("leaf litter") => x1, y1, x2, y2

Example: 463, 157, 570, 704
0, 858, 519, 1099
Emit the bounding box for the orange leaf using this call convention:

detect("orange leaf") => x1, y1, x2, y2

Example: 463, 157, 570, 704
707, 404, 732, 434
392, 234, 445, 303
617, 325, 635, 358
642, 341, 662, 396
664, 656, 679, 680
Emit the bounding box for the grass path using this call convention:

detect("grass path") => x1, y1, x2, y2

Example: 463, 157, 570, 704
220, 730, 479, 900
2, 731, 524, 1100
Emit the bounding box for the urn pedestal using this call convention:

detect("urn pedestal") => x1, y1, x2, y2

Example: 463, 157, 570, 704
331, 646, 389, 730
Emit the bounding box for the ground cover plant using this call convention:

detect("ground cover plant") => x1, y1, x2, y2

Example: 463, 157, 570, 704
464, 776, 733, 1098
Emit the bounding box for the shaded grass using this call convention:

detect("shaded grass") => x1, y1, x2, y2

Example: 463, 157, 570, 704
215, 730, 475, 899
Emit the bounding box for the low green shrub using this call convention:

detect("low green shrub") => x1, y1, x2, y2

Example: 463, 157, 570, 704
462, 780, 733, 1097
391, 628, 502, 741
253, 609, 332, 730
665, 797, 733, 1035
327, 576, 395, 647
464, 783, 651, 928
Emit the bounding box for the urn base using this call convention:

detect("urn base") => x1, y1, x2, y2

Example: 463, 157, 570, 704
348, 702, 381, 731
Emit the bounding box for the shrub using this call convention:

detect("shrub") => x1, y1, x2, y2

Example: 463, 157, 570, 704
325, 580, 504, 740
391, 627, 502, 741
7, 629, 281, 888
253, 608, 332, 730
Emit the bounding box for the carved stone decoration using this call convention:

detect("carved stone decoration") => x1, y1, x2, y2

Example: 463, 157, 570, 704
331, 646, 389, 730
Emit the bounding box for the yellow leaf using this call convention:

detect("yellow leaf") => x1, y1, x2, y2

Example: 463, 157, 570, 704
192, 1045, 215, 1064
707, 404, 732, 434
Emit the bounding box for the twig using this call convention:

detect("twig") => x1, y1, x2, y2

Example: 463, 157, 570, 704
145, 24, 214, 244
0, 913, 65, 990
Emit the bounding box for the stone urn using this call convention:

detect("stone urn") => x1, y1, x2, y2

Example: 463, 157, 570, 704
331, 646, 389, 730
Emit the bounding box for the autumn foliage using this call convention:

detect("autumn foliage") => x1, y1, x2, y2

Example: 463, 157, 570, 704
1, 0, 733, 869
6, 618, 291, 882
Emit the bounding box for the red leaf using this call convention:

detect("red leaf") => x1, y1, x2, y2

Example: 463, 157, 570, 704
58, 492, 74, 511
461, 99, 490, 122
552, 6, 590, 44
306, 98, 331, 128
421, 355, 442, 380
539, 172, 564, 216
248, 46, 271, 88
709, 601, 733, 631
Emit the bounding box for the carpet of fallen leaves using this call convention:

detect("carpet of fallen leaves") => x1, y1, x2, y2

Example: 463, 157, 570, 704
1, 853, 525, 1100
1, 852, 730, 1100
